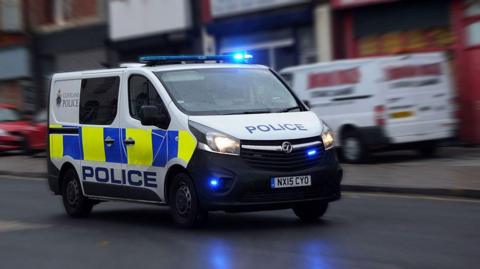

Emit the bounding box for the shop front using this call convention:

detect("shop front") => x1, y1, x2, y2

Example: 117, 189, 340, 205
202, 0, 318, 70
333, 0, 480, 143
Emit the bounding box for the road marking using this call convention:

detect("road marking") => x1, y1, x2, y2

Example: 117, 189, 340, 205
343, 192, 480, 204
0, 220, 51, 233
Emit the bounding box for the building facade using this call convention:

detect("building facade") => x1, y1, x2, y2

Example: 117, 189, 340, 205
0, 0, 34, 112
107, 0, 202, 65
27, 0, 108, 109
332, 0, 480, 143
201, 0, 333, 71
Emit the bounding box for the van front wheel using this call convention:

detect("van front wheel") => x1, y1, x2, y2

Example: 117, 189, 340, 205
293, 202, 329, 222
341, 132, 368, 163
169, 172, 207, 228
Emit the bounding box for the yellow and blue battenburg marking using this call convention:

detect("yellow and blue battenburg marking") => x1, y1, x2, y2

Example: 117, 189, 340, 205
49, 125, 196, 167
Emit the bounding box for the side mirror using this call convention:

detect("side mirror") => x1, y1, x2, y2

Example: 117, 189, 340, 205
140, 105, 168, 127
302, 100, 311, 109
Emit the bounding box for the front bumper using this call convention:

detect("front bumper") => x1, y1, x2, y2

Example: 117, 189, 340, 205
187, 148, 342, 212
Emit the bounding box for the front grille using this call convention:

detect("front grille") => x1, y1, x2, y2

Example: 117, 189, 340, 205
240, 137, 324, 171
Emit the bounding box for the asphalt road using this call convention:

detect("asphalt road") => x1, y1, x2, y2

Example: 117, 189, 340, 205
0, 177, 479, 269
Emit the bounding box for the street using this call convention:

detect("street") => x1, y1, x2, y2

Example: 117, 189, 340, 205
1, 176, 479, 269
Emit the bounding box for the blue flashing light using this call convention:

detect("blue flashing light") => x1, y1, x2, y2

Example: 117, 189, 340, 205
209, 178, 220, 189
232, 52, 253, 62
139, 53, 253, 65
307, 149, 318, 157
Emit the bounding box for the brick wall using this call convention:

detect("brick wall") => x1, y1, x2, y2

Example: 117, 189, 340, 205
0, 81, 23, 110
27, 0, 99, 27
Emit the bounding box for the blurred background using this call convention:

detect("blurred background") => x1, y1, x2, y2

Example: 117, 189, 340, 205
0, 0, 479, 154
1, 2, 480, 267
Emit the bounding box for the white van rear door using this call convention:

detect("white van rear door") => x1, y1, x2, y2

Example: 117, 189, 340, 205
380, 53, 454, 140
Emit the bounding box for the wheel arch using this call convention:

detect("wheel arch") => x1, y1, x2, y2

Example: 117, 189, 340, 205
58, 162, 77, 194
338, 124, 359, 144
164, 164, 189, 204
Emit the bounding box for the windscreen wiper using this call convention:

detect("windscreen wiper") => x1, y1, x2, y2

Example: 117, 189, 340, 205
277, 106, 302, 112
223, 110, 272, 115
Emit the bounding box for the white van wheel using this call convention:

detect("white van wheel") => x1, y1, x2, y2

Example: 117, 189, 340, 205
342, 133, 367, 163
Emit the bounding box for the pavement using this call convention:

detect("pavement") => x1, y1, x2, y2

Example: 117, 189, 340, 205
342, 146, 480, 198
1, 146, 479, 198
0, 178, 478, 269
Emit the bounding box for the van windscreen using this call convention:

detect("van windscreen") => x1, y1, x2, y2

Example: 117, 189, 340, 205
155, 68, 302, 115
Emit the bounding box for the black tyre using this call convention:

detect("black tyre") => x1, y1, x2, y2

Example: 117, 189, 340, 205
169, 172, 207, 228
341, 131, 368, 163
293, 201, 329, 222
417, 141, 437, 157
61, 168, 93, 218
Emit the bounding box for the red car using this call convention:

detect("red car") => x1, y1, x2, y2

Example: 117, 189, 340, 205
0, 104, 47, 153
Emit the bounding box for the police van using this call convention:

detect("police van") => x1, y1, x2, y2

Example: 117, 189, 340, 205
48, 54, 342, 227
280, 53, 457, 163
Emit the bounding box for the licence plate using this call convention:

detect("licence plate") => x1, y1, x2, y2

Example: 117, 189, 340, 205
270, 175, 311, 189
390, 111, 414, 119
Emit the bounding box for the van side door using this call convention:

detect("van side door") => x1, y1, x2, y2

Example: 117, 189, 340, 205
79, 74, 125, 197
119, 71, 172, 202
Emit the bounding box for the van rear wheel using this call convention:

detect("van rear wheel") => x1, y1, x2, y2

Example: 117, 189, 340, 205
169, 172, 207, 228
61, 169, 93, 218
293, 201, 329, 222
417, 141, 437, 157
341, 132, 368, 163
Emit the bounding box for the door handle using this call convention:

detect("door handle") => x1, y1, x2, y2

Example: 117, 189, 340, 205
104, 136, 115, 147
123, 137, 135, 145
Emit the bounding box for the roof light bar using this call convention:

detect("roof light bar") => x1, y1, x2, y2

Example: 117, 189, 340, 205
139, 53, 253, 65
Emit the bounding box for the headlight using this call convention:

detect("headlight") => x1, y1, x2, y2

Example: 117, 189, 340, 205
0, 129, 7, 136
189, 121, 240, 155
321, 123, 335, 150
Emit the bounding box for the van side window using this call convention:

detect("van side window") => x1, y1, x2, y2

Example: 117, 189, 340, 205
128, 75, 170, 128
80, 76, 120, 125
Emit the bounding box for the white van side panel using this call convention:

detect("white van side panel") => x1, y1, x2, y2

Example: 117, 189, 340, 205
49, 79, 81, 125
290, 60, 380, 146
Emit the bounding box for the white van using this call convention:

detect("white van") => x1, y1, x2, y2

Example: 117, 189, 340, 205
47, 54, 342, 228
280, 53, 457, 163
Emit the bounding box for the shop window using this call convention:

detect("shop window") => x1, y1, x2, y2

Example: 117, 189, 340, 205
467, 22, 480, 46
80, 77, 119, 125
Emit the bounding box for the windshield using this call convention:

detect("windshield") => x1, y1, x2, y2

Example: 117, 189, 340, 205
0, 108, 21, 122
155, 68, 302, 115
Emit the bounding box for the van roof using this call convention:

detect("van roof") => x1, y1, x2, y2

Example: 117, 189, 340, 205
51, 63, 269, 80
279, 57, 384, 73
279, 52, 446, 73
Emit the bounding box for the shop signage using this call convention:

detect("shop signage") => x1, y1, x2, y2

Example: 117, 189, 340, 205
109, 0, 191, 41
331, 0, 398, 9
357, 27, 454, 57
210, 0, 308, 18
